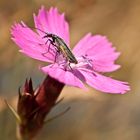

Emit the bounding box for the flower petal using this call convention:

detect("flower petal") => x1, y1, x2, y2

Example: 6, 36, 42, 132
11, 22, 55, 63
79, 70, 130, 94
73, 34, 120, 72
34, 6, 70, 46
41, 64, 86, 89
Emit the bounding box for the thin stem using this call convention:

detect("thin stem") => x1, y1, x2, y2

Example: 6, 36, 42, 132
45, 106, 70, 123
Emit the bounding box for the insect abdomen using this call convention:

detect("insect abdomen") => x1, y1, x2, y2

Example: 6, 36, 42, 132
55, 35, 78, 64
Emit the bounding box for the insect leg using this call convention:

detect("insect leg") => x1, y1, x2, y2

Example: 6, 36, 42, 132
54, 49, 61, 63
45, 39, 54, 53
42, 39, 57, 57
68, 61, 73, 70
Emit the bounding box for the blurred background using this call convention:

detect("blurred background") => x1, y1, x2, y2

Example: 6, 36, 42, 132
0, 0, 139, 139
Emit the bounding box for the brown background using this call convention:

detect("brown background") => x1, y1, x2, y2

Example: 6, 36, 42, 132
0, 0, 139, 140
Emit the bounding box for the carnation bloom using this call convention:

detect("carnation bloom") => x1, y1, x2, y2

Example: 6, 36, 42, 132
11, 6, 130, 94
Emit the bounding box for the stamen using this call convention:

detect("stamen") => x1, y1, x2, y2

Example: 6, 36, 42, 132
81, 55, 93, 67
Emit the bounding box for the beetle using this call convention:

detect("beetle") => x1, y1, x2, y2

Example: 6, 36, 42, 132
43, 33, 78, 64
22, 25, 78, 64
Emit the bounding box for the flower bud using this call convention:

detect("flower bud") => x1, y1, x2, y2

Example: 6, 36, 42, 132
17, 76, 64, 140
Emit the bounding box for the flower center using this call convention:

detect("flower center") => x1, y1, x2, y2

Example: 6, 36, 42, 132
56, 54, 93, 71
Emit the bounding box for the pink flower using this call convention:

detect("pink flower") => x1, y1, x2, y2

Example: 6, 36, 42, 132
11, 6, 130, 94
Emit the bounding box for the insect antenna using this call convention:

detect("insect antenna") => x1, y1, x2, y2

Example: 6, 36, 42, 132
21, 24, 48, 35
